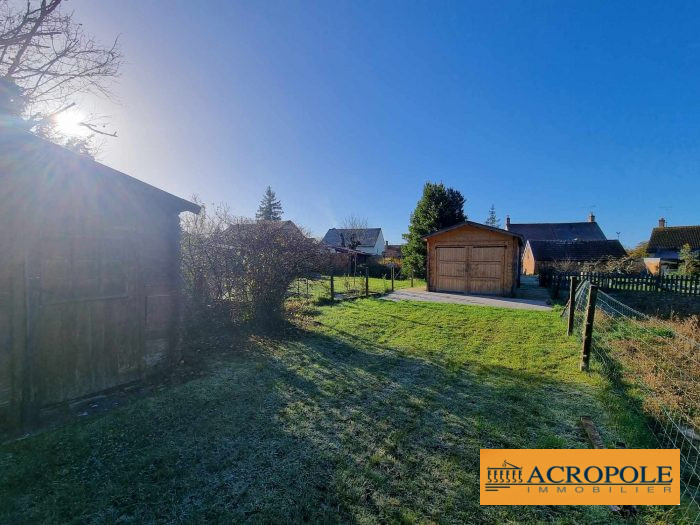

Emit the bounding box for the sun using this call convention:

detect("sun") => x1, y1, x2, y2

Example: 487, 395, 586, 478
53, 108, 90, 137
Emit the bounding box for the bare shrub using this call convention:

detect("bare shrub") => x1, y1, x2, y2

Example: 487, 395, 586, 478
596, 312, 700, 428
181, 198, 324, 333
549, 256, 646, 274
580, 255, 646, 273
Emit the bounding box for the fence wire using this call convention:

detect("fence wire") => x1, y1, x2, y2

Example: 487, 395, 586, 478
288, 271, 406, 304
566, 281, 700, 523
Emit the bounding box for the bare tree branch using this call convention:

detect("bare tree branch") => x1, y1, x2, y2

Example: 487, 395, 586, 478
0, 0, 122, 154
79, 120, 116, 137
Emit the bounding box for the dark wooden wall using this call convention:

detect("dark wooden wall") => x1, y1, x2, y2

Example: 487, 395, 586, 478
0, 226, 12, 416
0, 165, 184, 426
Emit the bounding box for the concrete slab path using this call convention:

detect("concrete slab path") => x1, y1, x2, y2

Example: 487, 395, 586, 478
381, 288, 552, 311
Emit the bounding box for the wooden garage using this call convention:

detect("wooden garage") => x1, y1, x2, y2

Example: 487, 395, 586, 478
424, 221, 522, 296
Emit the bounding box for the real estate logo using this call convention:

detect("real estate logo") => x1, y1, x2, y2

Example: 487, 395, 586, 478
480, 449, 680, 505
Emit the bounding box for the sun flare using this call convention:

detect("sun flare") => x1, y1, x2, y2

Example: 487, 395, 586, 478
53, 109, 90, 137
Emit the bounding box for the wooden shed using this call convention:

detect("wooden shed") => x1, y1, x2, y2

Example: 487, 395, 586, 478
424, 221, 522, 296
0, 130, 199, 426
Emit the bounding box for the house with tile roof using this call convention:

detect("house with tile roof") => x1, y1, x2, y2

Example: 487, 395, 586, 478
505, 213, 607, 243
644, 218, 700, 274
522, 239, 627, 275
505, 213, 624, 274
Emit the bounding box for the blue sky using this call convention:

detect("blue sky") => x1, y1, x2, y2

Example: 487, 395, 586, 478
70, 0, 700, 246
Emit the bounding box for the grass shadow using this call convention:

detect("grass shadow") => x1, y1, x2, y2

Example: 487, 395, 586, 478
0, 300, 673, 524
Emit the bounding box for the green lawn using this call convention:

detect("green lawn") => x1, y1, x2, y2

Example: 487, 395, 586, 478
0, 299, 676, 523
292, 275, 427, 302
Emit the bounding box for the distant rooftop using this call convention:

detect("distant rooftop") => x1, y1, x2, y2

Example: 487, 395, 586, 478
648, 225, 700, 252
506, 221, 606, 242
527, 239, 627, 262
322, 228, 382, 247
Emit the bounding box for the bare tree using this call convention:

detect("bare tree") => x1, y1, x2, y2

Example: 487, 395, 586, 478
339, 214, 368, 250
550, 256, 645, 274
0, 0, 121, 151
181, 198, 325, 331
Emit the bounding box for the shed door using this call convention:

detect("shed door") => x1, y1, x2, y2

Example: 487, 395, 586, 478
468, 246, 505, 295
436, 247, 467, 292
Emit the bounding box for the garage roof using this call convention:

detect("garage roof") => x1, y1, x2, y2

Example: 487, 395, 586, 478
423, 221, 524, 243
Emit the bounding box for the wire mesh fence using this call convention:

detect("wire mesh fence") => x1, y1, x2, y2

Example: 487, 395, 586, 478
567, 281, 700, 523
288, 267, 424, 304
288, 275, 333, 303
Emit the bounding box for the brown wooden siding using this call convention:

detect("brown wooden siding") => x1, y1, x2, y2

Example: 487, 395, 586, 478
426, 225, 520, 296
0, 166, 186, 427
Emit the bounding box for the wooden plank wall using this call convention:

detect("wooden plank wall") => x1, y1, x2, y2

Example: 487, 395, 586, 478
426, 225, 519, 296
1, 170, 185, 426
0, 231, 12, 416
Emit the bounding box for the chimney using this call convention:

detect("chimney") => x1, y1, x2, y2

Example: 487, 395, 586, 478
505, 215, 511, 229
659, 217, 666, 228
588, 212, 595, 223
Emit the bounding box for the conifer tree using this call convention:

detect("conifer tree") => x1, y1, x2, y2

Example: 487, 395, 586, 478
402, 182, 466, 277
485, 204, 500, 228
255, 186, 283, 221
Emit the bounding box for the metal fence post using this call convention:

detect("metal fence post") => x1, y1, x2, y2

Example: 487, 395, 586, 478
365, 266, 369, 297
391, 265, 395, 292
580, 284, 598, 371
330, 269, 334, 301
567, 276, 579, 336
410, 268, 414, 287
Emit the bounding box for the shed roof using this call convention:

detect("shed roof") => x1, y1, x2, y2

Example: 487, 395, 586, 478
423, 220, 523, 243
506, 222, 606, 242
322, 228, 382, 247
0, 129, 200, 214
648, 225, 700, 252
527, 239, 627, 262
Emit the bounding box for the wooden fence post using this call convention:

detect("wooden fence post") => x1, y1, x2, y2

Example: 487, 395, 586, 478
567, 276, 579, 336
391, 265, 395, 292
410, 268, 414, 287
365, 266, 369, 297
580, 284, 598, 372
330, 269, 334, 301
551, 274, 560, 300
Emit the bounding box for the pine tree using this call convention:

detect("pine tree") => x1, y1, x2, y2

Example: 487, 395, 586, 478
485, 204, 500, 228
402, 182, 466, 277
255, 186, 283, 221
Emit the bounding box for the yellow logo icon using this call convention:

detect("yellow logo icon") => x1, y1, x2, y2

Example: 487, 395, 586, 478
480, 449, 680, 505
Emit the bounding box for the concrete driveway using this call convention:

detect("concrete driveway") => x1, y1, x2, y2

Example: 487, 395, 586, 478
381, 288, 552, 311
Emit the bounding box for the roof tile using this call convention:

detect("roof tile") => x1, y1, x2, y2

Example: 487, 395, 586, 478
322, 228, 382, 247
507, 222, 606, 242
528, 239, 627, 262
648, 226, 700, 252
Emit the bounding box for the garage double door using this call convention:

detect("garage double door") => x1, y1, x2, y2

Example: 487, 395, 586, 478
436, 246, 505, 295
